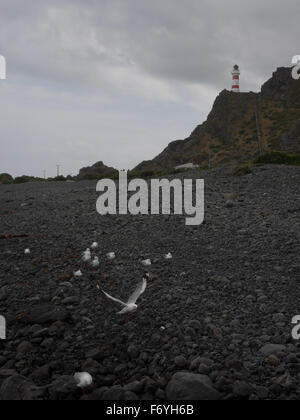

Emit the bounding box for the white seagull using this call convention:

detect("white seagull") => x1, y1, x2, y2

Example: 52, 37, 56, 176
74, 270, 83, 278
82, 249, 91, 264
91, 242, 98, 250
142, 259, 151, 267
74, 372, 93, 398
107, 252, 116, 261
165, 253, 173, 260
91, 256, 100, 269
24, 249, 31, 255
101, 273, 149, 315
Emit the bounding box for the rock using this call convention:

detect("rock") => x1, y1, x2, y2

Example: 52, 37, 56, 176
81, 358, 101, 373
90, 387, 108, 400
123, 381, 144, 394
102, 386, 125, 400
48, 376, 77, 400
20, 304, 69, 325
190, 357, 201, 371
41, 338, 54, 348
78, 161, 117, 180
114, 363, 127, 375
226, 200, 235, 208
155, 388, 166, 399
85, 348, 107, 362
97, 375, 116, 387
0, 369, 17, 379
0, 286, 8, 301
62, 296, 80, 305
198, 364, 211, 375
127, 345, 139, 359
32, 328, 49, 338
166, 372, 221, 400
174, 355, 187, 368
0, 375, 43, 400
267, 355, 281, 367
31, 365, 51, 381
17, 341, 33, 354
124, 391, 138, 400
260, 344, 286, 356
233, 381, 254, 398
254, 386, 269, 399
272, 372, 294, 388
142, 377, 158, 393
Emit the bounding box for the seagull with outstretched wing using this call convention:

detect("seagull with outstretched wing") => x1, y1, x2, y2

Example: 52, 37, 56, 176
100, 273, 148, 316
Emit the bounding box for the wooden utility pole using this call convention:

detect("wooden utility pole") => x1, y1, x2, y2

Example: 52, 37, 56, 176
255, 96, 264, 156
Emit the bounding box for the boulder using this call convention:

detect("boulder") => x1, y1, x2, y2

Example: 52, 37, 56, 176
166, 372, 221, 400
78, 161, 117, 180
0, 375, 43, 400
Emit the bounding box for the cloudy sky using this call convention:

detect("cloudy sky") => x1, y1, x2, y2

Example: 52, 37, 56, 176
0, 0, 298, 177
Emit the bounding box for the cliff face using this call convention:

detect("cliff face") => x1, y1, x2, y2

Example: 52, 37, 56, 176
135, 67, 300, 172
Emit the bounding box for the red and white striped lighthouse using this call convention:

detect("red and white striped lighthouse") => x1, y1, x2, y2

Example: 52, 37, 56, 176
231, 64, 240, 92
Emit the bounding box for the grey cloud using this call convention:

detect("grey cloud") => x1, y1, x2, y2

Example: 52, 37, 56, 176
1, 0, 299, 90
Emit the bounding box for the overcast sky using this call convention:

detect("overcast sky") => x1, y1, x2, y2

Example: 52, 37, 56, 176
0, 0, 299, 177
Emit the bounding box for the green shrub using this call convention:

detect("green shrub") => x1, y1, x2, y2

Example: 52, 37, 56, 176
0, 173, 14, 184
82, 172, 118, 181
140, 170, 156, 178
168, 168, 189, 175
232, 164, 252, 176
254, 151, 300, 166
127, 171, 141, 180
14, 175, 35, 184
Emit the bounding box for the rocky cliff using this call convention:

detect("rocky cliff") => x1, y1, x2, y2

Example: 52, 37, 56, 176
78, 161, 117, 179
135, 67, 300, 172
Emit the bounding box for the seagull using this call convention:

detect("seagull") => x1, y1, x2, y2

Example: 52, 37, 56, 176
142, 259, 151, 267
107, 252, 116, 261
74, 372, 93, 398
24, 249, 31, 256
165, 253, 173, 260
91, 242, 98, 250
82, 249, 91, 265
74, 270, 83, 278
100, 273, 149, 319
91, 256, 100, 269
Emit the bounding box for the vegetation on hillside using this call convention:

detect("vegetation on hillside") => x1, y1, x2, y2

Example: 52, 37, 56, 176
254, 151, 300, 166
231, 164, 253, 176
0, 173, 14, 184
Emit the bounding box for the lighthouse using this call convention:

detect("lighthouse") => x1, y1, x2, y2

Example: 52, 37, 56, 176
231, 64, 240, 92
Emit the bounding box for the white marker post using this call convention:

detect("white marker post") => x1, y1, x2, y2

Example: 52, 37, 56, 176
0, 316, 6, 340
